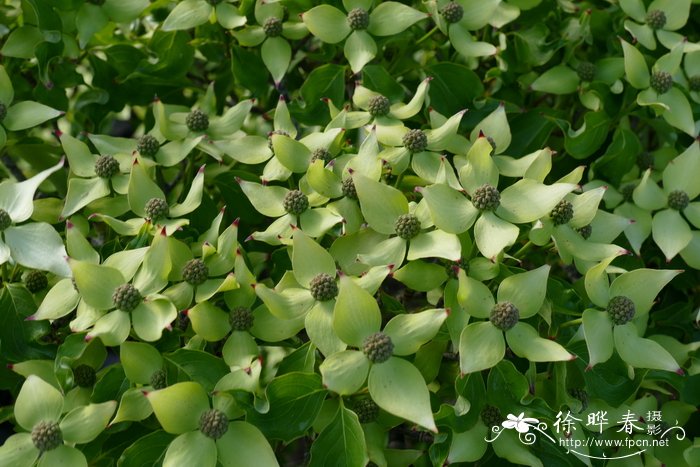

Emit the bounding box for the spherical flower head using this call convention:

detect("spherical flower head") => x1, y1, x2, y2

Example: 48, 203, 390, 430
367, 95, 391, 117
471, 184, 500, 211
362, 332, 394, 363
0, 102, 6, 122
353, 398, 379, 423
182, 258, 208, 286
150, 369, 167, 389
440, 1, 464, 24
569, 388, 589, 411
607, 295, 635, 325
689, 75, 700, 92
145, 197, 169, 221
577, 224, 593, 240
94, 155, 120, 179
620, 183, 636, 202
577, 62, 596, 82
637, 152, 654, 170
310, 147, 331, 164
267, 129, 290, 151
667, 190, 689, 211
394, 213, 421, 240
199, 409, 229, 440
480, 405, 502, 428
263, 17, 283, 37
283, 189, 309, 215
25, 270, 48, 293
650, 71, 673, 94
0, 209, 11, 231
112, 283, 142, 312
73, 364, 96, 388
31, 421, 62, 452
490, 301, 519, 331
347, 8, 369, 30
309, 273, 338, 301
186, 109, 209, 132
550, 200, 574, 226
342, 177, 357, 199
646, 9, 666, 29
229, 306, 254, 331
137, 135, 160, 157
402, 129, 428, 153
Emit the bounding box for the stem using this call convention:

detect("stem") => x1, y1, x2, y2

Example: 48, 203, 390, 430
560, 318, 583, 328
512, 241, 533, 259
393, 172, 404, 189
415, 26, 439, 46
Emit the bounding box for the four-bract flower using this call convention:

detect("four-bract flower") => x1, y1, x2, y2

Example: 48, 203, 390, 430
233, 0, 308, 83
319, 276, 447, 432
0, 159, 70, 277
303, 0, 428, 72
581, 255, 682, 372
0, 65, 62, 149
146, 381, 278, 467
502, 413, 539, 433
59, 133, 131, 219
0, 375, 115, 467
619, 0, 691, 50
421, 136, 576, 260
457, 265, 574, 374
69, 230, 176, 346
427, 0, 500, 59
631, 141, 700, 263
162, 0, 246, 31
622, 40, 695, 136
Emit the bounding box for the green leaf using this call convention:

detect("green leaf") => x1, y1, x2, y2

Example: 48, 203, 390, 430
0, 158, 64, 223
459, 321, 505, 373
392, 260, 448, 292
309, 404, 367, 467
407, 230, 461, 261
0, 434, 39, 467
62, 177, 111, 218
353, 174, 408, 235
163, 431, 216, 467
505, 322, 573, 362
621, 38, 649, 89
497, 265, 549, 319
128, 161, 166, 218
531, 65, 580, 94
164, 349, 230, 393
582, 309, 614, 368
60, 401, 116, 444
246, 372, 327, 441
217, 422, 280, 467
31, 279, 80, 321
237, 179, 287, 217
37, 446, 86, 467
272, 135, 311, 173
3, 101, 62, 131
459, 0, 500, 30
658, 87, 696, 136
426, 63, 484, 116
117, 430, 175, 467
61, 134, 96, 178
609, 268, 681, 316
112, 389, 153, 424
302, 5, 351, 44
613, 323, 681, 372
120, 341, 164, 385
383, 308, 448, 356
421, 184, 478, 234
0, 65, 15, 106
663, 141, 700, 199
146, 382, 209, 434
561, 111, 611, 159
470, 103, 511, 154
368, 357, 437, 432
649, 0, 691, 30
333, 276, 382, 347
368, 2, 427, 36
162, 0, 212, 31
103, 0, 149, 23
0, 26, 43, 59
652, 209, 692, 261
319, 350, 370, 395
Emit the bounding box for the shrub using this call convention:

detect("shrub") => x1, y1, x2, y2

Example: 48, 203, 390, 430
0, 0, 698, 466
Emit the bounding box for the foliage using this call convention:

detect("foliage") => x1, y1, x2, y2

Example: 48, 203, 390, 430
0, 0, 699, 466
